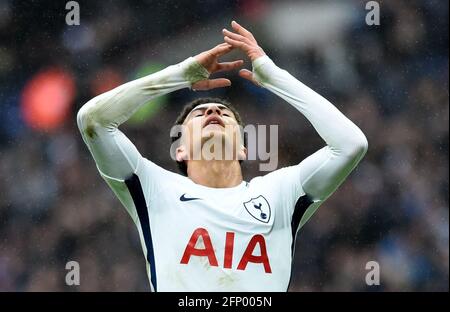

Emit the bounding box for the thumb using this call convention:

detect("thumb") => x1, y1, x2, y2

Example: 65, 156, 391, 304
239, 69, 260, 86
192, 78, 231, 91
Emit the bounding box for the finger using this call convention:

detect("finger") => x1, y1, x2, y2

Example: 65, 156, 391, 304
217, 60, 244, 72
222, 29, 252, 44
192, 78, 231, 91
224, 36, 249, 50
213, 42, 232, 51
210, 43, 233, 56
231, 21, 254, 39
238, 69, 254, 81
239, 69, 260, 86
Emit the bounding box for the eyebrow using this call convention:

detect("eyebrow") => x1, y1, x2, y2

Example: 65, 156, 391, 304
189, 105, 233, 116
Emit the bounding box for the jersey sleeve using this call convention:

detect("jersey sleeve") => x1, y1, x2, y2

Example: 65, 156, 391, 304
251, 55, 368, 229
77, 57, 210, 221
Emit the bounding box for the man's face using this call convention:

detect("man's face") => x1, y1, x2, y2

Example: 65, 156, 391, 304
175, 103, 246, 162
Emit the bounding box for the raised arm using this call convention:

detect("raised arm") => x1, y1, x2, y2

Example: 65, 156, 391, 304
250, 55, 368, 198
224, 21, 368, 226
77, 43, 243, 181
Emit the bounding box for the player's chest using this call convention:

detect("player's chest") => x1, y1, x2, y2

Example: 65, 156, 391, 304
152, 186, 276, 232
148, 186, 287, 274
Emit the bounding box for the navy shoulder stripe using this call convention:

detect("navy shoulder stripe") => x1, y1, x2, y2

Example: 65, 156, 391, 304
291, 194, 314, 251
125, 174, 157, 291
287, 194, 314, 290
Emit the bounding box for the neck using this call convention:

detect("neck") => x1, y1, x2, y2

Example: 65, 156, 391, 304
187, 160, 243, 188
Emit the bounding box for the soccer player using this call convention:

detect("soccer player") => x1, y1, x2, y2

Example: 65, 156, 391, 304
77, 21, 368, 291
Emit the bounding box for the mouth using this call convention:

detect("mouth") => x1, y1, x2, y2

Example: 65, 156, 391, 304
203, 115, 225, 128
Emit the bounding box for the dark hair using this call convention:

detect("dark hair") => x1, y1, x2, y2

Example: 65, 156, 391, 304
171, 97, 245, 176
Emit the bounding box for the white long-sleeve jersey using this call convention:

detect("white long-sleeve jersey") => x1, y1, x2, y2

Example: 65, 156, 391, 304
77, 55, 368, 292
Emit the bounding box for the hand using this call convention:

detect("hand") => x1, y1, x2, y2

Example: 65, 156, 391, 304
193, 43, 244, 91
222, 21, 266, 85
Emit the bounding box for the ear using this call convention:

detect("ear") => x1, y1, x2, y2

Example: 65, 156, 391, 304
176, 145, 188, 162
238, 145, 247, 161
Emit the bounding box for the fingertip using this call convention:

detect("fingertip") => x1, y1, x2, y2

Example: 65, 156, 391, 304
239, 69, 253, 81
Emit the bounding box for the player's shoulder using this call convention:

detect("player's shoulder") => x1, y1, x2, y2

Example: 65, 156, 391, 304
248, 164, 302, 185
247, 164, 305, 201
139, 157, 187, 182
139, 157, 203, 192
135, 157, 193, 203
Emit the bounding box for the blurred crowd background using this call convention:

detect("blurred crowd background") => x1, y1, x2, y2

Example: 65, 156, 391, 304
0, 0, 448, 291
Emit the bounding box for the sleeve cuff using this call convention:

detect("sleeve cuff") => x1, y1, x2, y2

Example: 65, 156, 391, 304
251, 55, 276, 86
180, 57, 210, 85
251, 55, 274, 70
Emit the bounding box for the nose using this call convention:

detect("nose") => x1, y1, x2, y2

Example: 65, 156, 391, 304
205, 105, 222, 116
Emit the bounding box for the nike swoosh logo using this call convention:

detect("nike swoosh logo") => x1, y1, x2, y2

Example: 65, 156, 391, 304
180, 194, 201, 202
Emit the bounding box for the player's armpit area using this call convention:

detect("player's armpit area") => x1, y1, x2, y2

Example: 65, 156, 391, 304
299, 143, 367, 203
295, 143, 367, 230
77, 107, 141, 181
